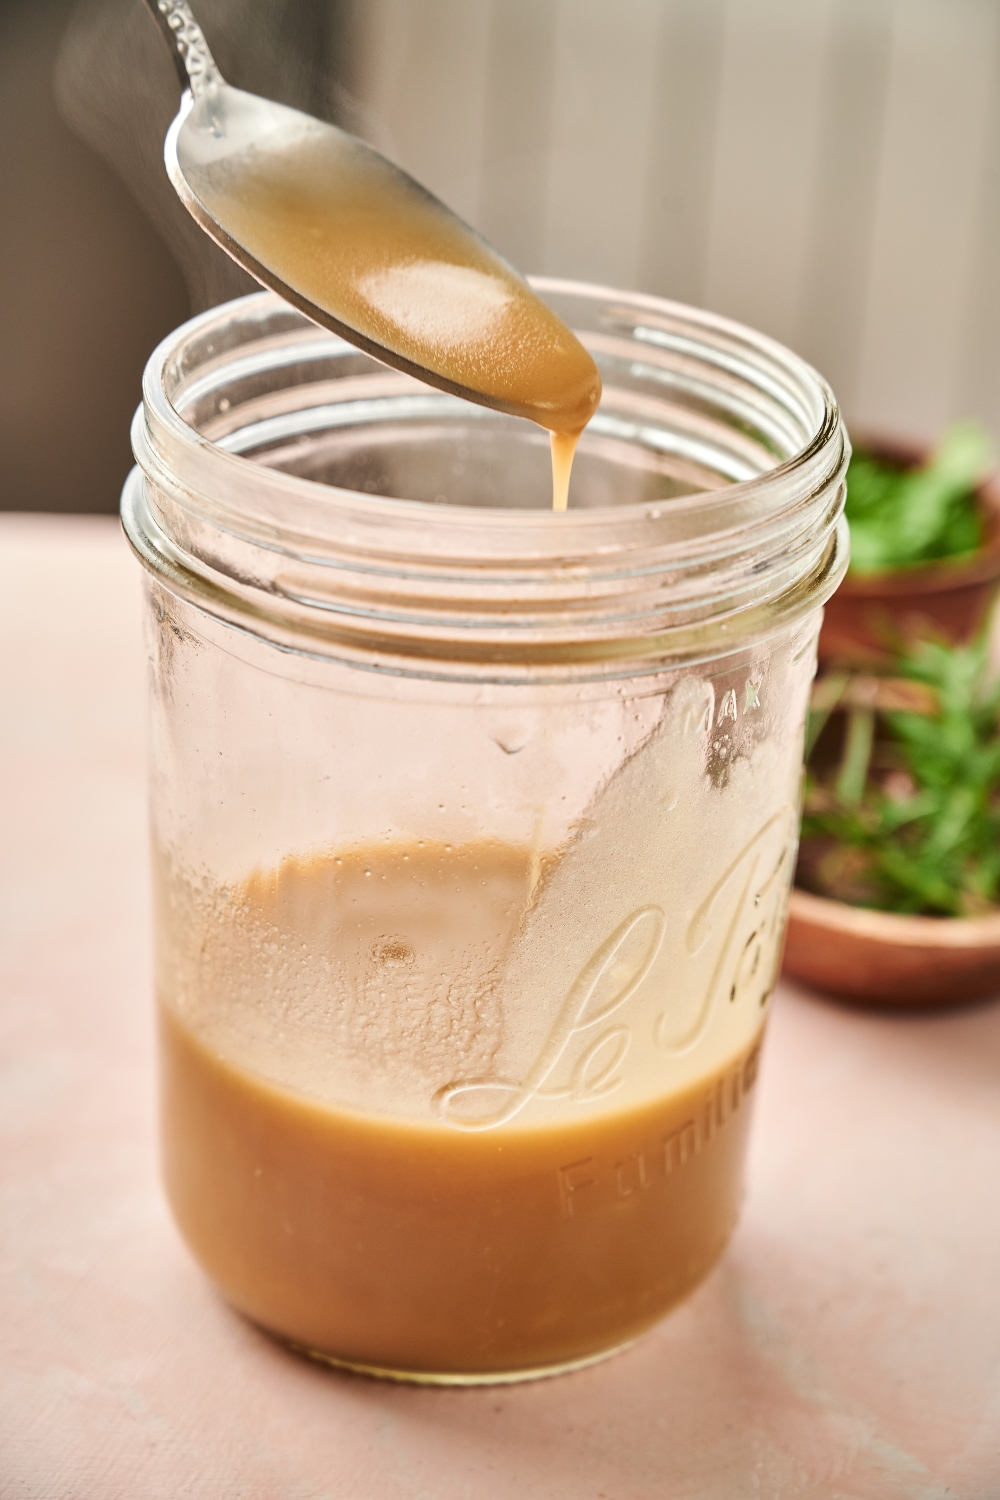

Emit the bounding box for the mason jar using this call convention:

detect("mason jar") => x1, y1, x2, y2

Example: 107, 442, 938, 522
122, 281, 847, 1384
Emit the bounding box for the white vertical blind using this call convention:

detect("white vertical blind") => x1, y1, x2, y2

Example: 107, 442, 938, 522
702, 0, 834, 351
478, 0, 559, 272
348, 0, 1000, 446
540, 0, 661, 289
854, 0, 999, 440
637, 0, 728, 308
792, 0, 895, 417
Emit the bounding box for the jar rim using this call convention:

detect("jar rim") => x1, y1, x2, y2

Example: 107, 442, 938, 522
124, 281, 848, 680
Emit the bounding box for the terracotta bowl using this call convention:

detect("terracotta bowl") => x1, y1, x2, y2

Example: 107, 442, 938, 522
819, 436, 1000, 667
783, 887, 1000, 1007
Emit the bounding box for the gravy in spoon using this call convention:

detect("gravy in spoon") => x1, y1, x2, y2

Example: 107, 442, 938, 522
181, 107, 601, 509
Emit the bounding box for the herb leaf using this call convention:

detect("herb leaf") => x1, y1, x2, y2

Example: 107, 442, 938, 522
845, 421, 993, 575
800, 635, 1000, 915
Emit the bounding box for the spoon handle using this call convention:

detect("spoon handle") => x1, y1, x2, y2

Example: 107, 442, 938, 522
141, 0, 223, 98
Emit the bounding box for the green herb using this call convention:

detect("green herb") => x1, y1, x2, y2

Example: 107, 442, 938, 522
845, 421, 993, 575
800, 636, 1000, 915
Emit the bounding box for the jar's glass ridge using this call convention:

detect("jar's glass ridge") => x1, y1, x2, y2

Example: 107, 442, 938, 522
124, 280, 847, 681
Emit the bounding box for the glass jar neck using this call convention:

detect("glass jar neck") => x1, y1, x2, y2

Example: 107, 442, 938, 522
124, 282, 848, 683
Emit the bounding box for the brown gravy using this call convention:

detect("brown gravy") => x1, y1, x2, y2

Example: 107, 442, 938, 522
159, 841, 764, 1378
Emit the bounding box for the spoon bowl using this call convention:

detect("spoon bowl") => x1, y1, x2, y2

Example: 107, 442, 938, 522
143, 0, 601, 440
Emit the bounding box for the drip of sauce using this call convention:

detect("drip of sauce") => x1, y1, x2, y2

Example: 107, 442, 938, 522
550, 429, 579, 514
182, 111, 602, 508
158, 840, 764, 1378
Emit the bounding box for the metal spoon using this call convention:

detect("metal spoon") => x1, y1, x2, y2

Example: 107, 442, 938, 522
140, 0, 600, 436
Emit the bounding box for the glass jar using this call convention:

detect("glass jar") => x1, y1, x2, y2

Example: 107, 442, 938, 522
122, 281, 847, 1384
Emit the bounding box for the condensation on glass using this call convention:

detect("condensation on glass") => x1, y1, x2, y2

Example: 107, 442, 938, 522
122, 281, 848, 1384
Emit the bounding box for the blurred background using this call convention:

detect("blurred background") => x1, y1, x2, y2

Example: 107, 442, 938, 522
4, 0, 1000, 513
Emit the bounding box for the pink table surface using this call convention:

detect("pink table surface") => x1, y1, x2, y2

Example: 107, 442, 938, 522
2, 513, 999, 1500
